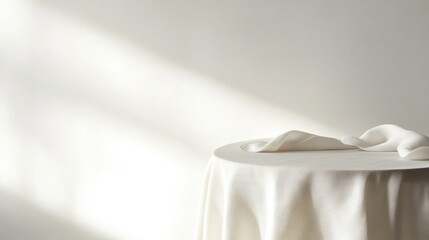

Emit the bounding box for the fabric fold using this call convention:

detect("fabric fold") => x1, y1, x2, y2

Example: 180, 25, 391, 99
241, 124, 429, 160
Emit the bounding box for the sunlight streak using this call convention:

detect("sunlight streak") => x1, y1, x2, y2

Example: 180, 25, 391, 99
0, 0, 342, 239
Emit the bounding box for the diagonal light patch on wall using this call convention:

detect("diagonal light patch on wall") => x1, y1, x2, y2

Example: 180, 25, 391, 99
0, 1, 344, 239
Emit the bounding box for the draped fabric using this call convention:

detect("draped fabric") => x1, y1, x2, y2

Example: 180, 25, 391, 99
241, 124, 429, 160
196, 141, 429, 240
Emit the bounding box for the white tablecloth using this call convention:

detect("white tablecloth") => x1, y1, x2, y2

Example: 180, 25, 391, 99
196, 140, 429, 240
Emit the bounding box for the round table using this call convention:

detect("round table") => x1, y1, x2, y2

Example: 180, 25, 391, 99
196, 140, 429, 240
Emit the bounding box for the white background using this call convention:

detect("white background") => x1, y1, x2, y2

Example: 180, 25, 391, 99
1, 0, 429, 239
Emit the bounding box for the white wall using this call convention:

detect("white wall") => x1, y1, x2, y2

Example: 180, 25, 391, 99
1, 0, 429, 239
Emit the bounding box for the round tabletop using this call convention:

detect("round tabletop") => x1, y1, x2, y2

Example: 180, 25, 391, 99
214, 139, 429, 171
198, 139, 429, 240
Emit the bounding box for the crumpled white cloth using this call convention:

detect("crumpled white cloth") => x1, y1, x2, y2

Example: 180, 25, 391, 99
241, 124, 429, 160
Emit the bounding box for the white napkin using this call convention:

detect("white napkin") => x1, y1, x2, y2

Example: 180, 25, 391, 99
241, 124, 429, 160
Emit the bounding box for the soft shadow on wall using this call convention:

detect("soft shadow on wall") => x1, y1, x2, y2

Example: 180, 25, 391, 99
0, 1, 341, 240
0, 190, 109, 240
1, 0, 429, 240
38, 0, 429, 134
